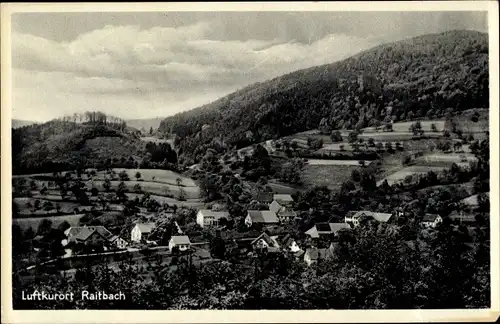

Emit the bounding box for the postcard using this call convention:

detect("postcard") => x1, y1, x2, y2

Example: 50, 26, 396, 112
1, 1, 499, 323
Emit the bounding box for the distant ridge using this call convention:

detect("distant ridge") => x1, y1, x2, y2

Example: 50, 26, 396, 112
159, 30, 489, 165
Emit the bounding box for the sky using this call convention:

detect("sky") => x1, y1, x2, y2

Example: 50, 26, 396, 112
11, 11, 488, 122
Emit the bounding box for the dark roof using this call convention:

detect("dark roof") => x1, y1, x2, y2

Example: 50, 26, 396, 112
247, 210, 279, 223
316, 223, 332, 232
422, 214, 441, 222
251, 233, 279, 248
278, 234, 295, 247
66, 226, 113, 242
256, 192, 273, 203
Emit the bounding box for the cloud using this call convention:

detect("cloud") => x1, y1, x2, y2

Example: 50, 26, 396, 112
12, 20, 380, 121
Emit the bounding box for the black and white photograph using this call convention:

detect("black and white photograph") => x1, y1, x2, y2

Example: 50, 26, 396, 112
1, 2, 499, 321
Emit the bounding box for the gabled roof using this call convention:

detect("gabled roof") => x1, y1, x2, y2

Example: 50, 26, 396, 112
66, 226, 113, 242
247, 210, 279, 223
305, 223, 351, 238
349, 210, 392, 222
422, 214, 441, 222
278, 234, 296, 247
255, 192, 274, 203
273, 194, 294, 203
277, 208, 297, 218
170, 235, 191, 245
135, 222, 155, 233
251, 233, 280, 248
198, 209, 230, 219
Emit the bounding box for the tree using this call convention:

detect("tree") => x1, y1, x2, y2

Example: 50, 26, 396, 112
116, 181, 128, 202
58, 220, 71, 232
410, 121, 424, 137
149, 127, 154, 135
135, 172, 142, 181
55, 203, 61, 213
43, 201, 54, 214
119, 170, 129, 181
368, 138, 375, 147
431, 123, 438, 132
103, 178, 112, 192
330, 130, 343, 143
133, 183, 142, 193
91, 187, 99, 196
33, 199, 41, 211
348, 131, 359, 144
37, 219, 53, 236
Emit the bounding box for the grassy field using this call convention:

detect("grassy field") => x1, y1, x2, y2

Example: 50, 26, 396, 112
13, 214, 86, 231
378, 165, 447, 186
416, 153, 478, 164
266, 182, 300, 195
125, 193, 204, 209
97, 168, 197, 187
362, 120, 446, 133
357, 132, 443, 141
91, 180, 200, 199
306, 159, 371, 166
302, 164, 360, 191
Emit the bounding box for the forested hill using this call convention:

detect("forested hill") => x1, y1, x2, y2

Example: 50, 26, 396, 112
159, 30, 489, 165
12, 120, 144, 174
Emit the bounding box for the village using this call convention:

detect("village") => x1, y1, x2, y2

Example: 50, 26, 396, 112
19, 180, 487, 273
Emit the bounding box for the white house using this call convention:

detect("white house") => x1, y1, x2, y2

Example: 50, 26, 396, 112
168, 235, 191, 252
109, 235, 128, 249
344, 210, 392, 227
131, 223, 156, 243
421, 214, 443, 228
276, 207, 297, 223
250, 233, 281, 253
196, 209, 230, 228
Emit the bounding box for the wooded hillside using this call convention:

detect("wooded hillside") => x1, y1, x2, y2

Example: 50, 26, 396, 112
159, 30, 488, 165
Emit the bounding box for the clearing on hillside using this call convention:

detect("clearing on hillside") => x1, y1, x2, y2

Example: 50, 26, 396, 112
306, 159, 371, 166
98, 168, 197, 187
362, 120, 446, 133
13, 214, 86, 231
378, 165, 447, 186
91, 180, 200, 200
302, 164, 360, 191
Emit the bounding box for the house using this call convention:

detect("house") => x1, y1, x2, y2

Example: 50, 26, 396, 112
305, 223, 351, 239
63, 226, 127, 250
245, 210, 279, 227
130, 222, 156, 243
254, 192, 274, 205
421, 214, 443, 228
344, 210, 393, 227
304, 243, 337, 266
273, 194, 294, 207
277, 234, 301, 253
250, 233, 281, 253
109, 235, 128, 249
196, 209, 230, 228
276, 207, 297, 223
168, 235, 191, 252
